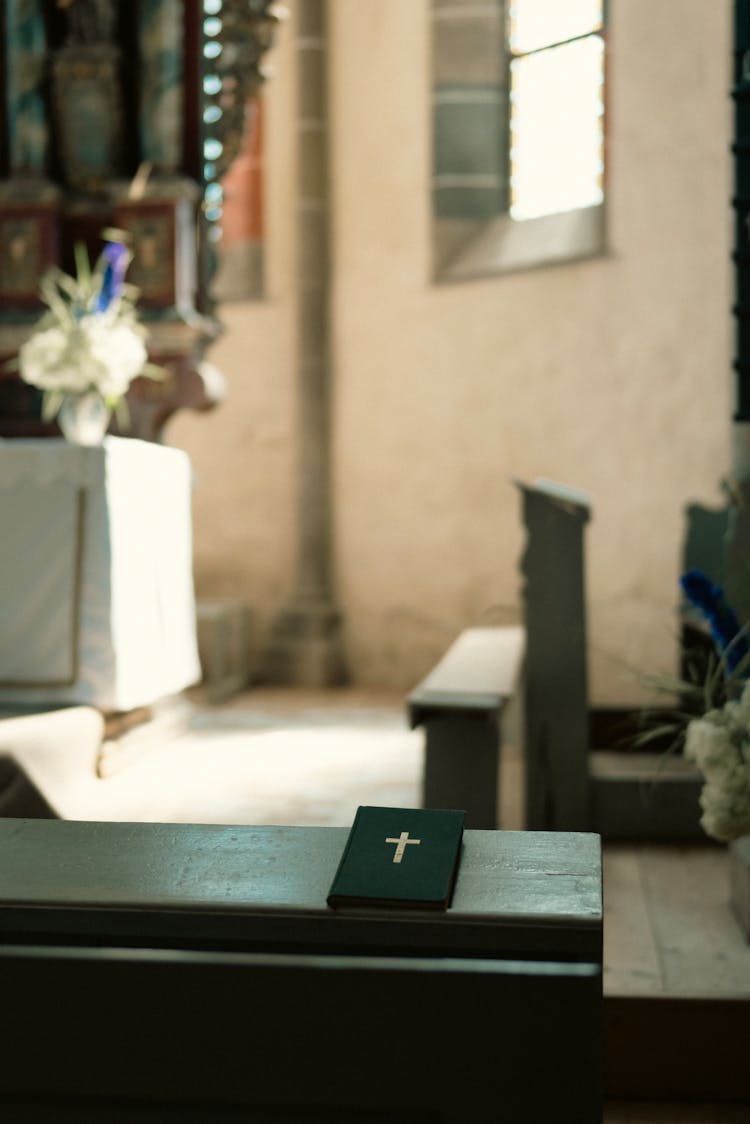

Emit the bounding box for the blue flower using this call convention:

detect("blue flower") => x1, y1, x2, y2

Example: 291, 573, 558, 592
95, 241, 129, 312
680, 568, 749, 673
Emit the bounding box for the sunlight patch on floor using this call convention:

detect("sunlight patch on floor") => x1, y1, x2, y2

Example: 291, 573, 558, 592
85, 702, 424, 828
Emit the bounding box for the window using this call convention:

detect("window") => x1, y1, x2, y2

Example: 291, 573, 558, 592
508, 0, 605, 220
432, 0, 607, 281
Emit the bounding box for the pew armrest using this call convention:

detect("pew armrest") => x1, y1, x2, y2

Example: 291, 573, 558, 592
406, 626, 525, 828
408, 626, 525, 727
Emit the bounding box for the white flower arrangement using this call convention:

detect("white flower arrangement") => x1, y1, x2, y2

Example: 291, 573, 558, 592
639, 569, 750, 842
15, 231, 159, 426
684, 685, 750, 841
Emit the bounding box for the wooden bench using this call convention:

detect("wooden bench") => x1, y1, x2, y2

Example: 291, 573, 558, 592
0, 819, 603, 1123
409, 479, 705, 840
518, 478, 703, 838
407, 625, 524, 828
0, 944, 601, 1123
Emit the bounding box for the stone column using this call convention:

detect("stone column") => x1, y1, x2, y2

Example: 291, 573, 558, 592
264, 0, 347, 685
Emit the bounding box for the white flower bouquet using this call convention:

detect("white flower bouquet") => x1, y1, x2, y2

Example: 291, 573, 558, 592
684, 684, 750, 841
15, 231, 159, 437
639, 569, 750, 842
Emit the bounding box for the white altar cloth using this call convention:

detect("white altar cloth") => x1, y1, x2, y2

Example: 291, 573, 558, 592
0, 437, 201, 711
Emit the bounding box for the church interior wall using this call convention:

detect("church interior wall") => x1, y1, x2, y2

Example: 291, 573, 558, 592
168, 0, 733, 703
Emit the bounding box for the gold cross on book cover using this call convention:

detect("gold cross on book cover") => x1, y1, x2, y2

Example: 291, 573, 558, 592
326, 806, 465, 910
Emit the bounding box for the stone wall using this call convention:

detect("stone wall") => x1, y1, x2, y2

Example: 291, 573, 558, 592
168, 0, 733, 703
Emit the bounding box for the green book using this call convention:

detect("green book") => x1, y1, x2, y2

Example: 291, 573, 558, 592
327, 805, 465, 911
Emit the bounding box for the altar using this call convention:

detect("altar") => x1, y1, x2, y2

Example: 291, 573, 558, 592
0, 437, 201, 711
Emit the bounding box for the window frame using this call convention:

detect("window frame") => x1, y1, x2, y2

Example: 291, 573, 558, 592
432, 0, 608, 284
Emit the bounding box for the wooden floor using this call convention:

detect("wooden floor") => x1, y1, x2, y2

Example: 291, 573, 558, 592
603, 844, 748, 1000
601, 845, 749, 1113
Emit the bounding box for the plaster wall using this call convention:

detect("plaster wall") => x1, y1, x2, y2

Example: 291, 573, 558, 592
169, 0, 733, 703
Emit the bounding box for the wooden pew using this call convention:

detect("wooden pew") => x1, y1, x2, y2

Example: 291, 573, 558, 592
0, 819, 603, 1124
407, 626, 524, 828
0, 945, 601, 1123
518, 479, 703, 837
409, 479, 704, 839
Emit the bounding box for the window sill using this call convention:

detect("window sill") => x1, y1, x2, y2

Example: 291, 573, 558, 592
435, 202, 606, 283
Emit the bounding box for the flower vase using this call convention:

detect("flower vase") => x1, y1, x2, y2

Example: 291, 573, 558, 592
58, 391, 111, 446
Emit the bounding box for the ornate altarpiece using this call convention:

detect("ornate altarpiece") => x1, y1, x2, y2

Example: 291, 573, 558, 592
0, 0, 282, 440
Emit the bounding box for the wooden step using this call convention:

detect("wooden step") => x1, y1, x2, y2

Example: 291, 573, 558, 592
602, 843, 750, 1099
590, 750, 704, 841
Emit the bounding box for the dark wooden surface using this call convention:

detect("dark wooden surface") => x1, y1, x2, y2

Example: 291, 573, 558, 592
0, 820, 602, 962
519, 479, 591, 831
408, 626, 523, 827
518, 483, 702, 839
0, 945, 601, 1123
0, 819, 603, 1122
605, 995, 750, 1102
590, 751, 704, 841
421, 714, 499, 827
604, 1101, 750, 1123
